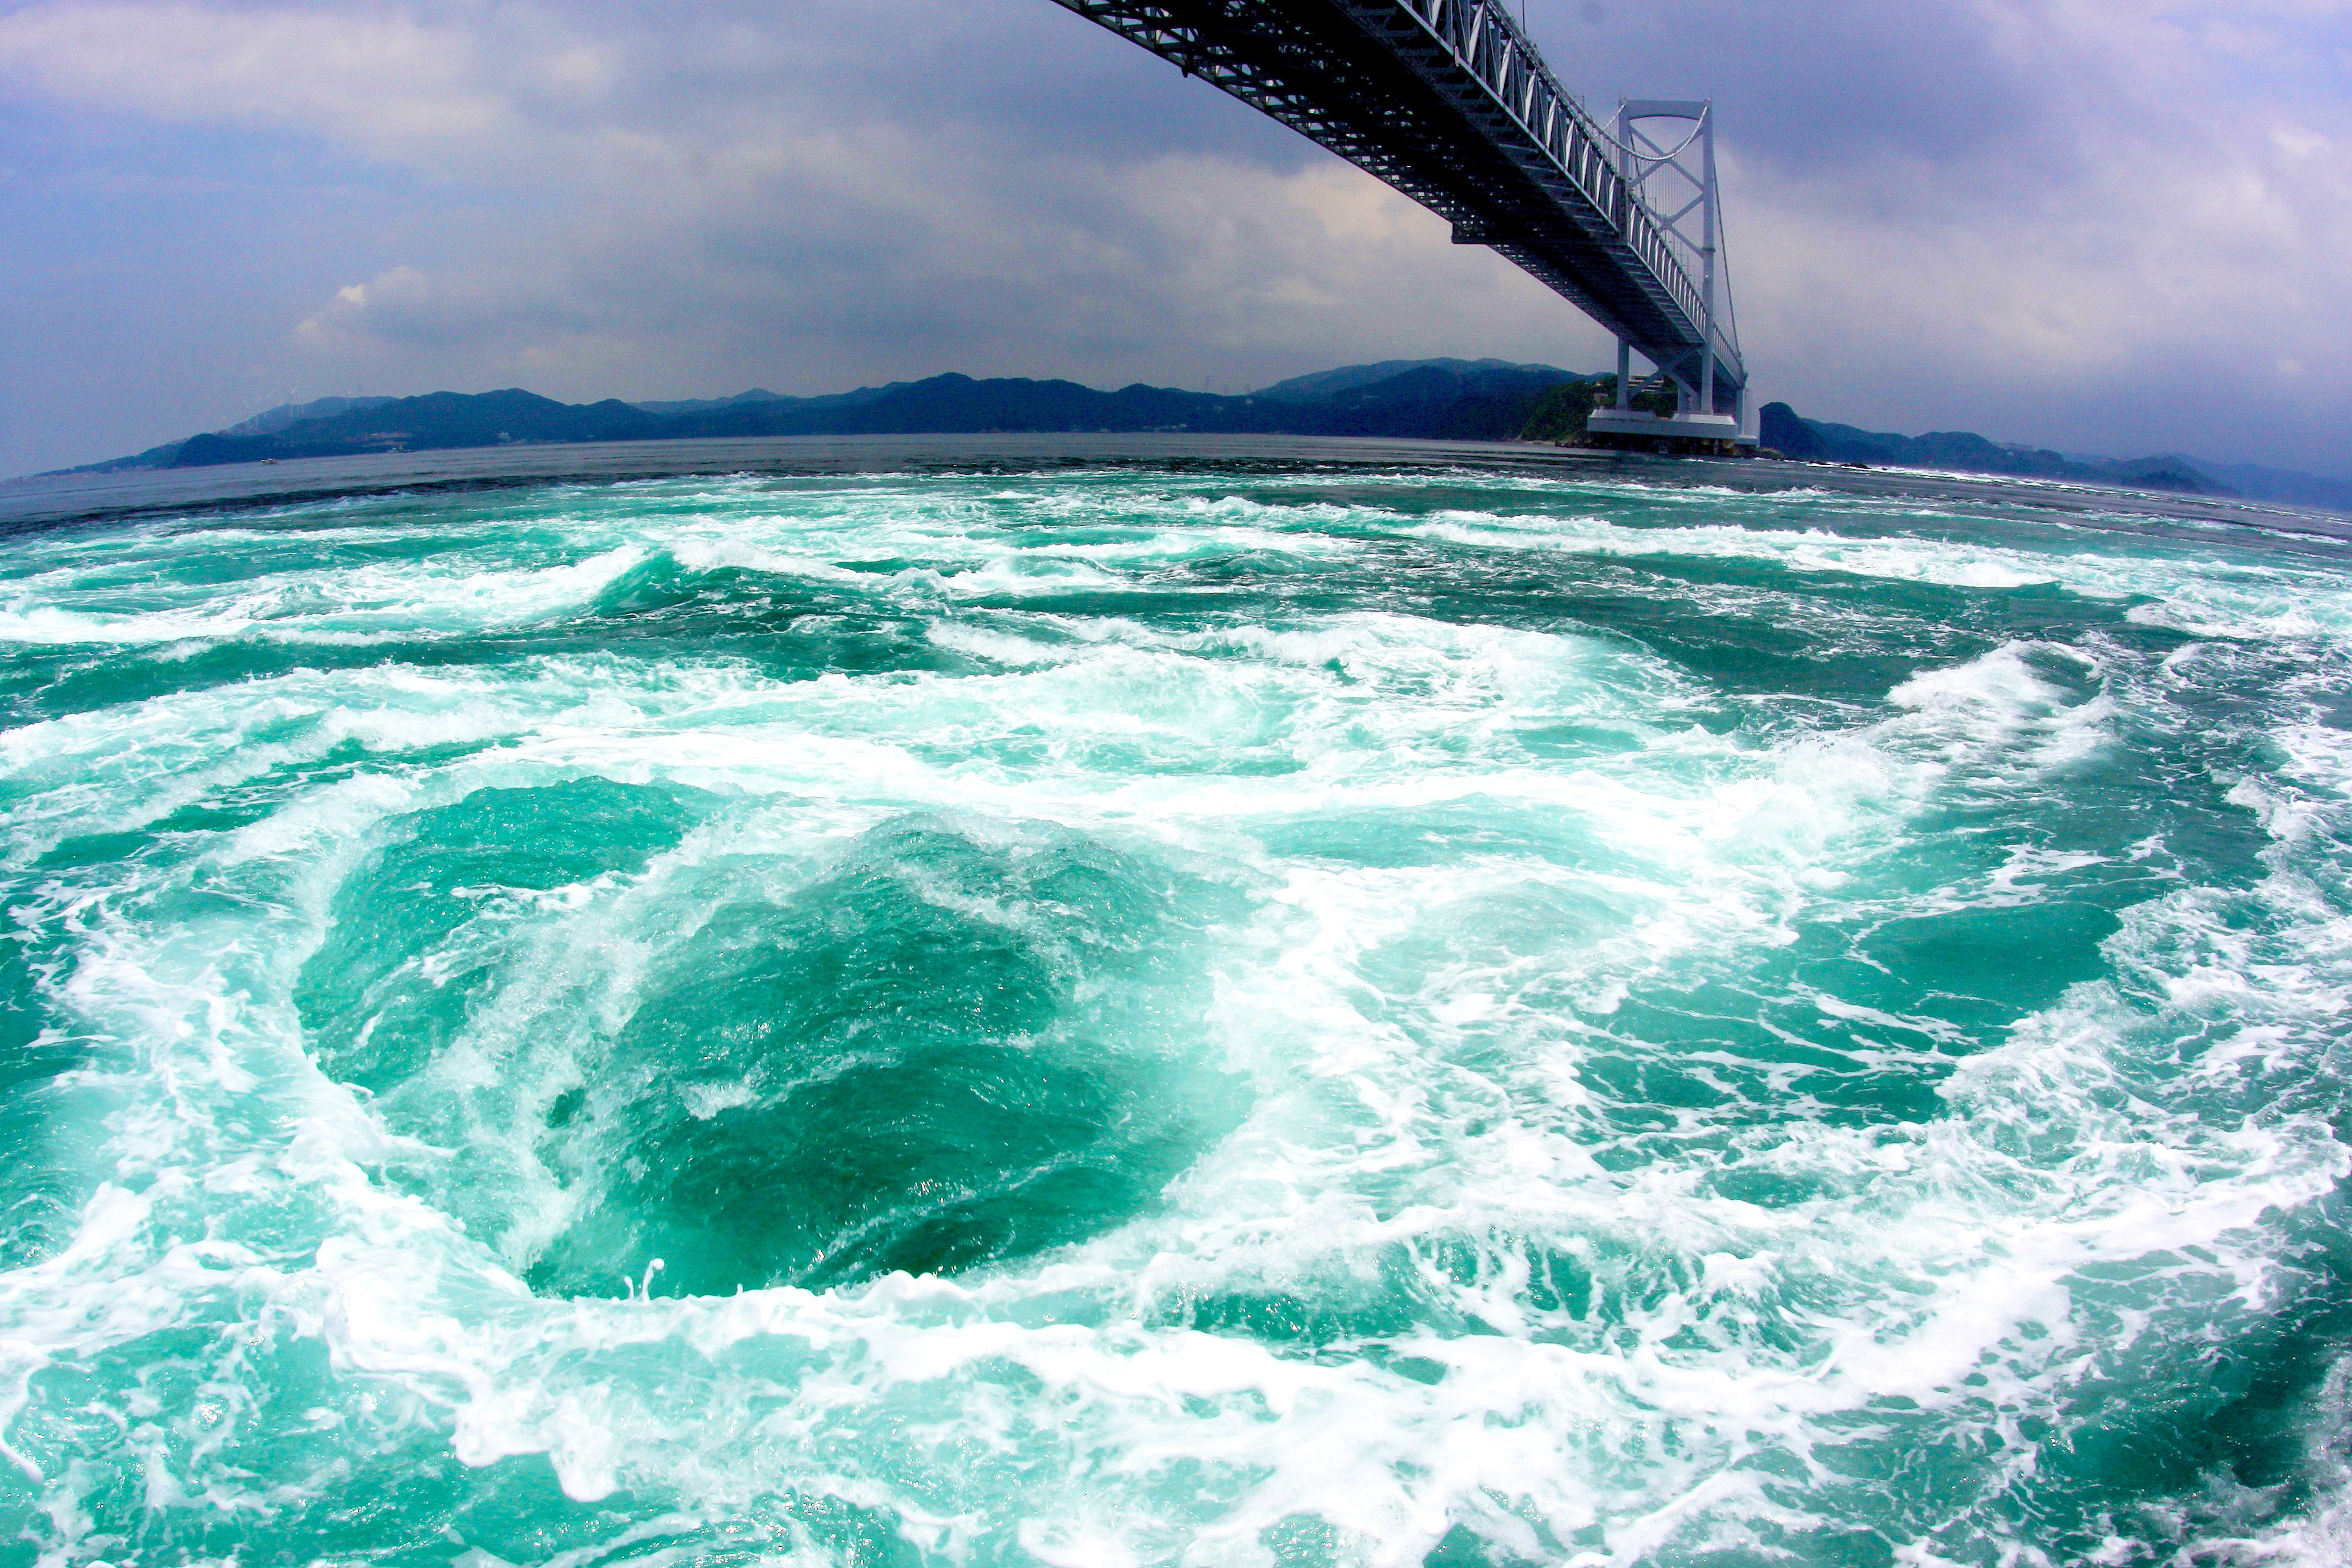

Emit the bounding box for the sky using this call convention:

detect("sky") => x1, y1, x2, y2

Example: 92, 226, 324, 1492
1, 0, 2348, 479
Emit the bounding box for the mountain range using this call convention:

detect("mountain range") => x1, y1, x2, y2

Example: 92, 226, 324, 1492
1754, 401, 2352, 512
62, 360, 1579, 475
37, 365, 2352, 518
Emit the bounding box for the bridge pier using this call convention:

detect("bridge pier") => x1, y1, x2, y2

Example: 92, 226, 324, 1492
1588, 337, 1749, 456
1585, 406, 1749, 457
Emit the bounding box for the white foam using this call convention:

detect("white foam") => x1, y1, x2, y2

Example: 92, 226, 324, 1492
5, 466, 2351, 1562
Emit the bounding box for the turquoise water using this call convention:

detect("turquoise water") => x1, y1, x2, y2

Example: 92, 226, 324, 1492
1, 463, 2350, 1565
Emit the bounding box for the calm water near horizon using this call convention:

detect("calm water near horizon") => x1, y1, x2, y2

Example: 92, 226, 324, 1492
2, 444, 2351, 1564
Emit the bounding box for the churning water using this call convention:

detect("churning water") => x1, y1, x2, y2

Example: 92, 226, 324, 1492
2, 460, 2352, 1566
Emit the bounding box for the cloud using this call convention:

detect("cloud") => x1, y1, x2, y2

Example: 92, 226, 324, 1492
1560, 0, 2352, 456
1, 0, 2348, 475
292, 263, 596, 351
286, 138, 1575, 397
0, 2, 506, 149
4, 0, 1595, 414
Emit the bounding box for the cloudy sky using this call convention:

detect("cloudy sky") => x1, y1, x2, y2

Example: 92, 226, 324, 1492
1, 0, 2347, 478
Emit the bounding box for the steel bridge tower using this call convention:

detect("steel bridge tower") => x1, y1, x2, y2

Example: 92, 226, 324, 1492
1048, 0, 1751, 451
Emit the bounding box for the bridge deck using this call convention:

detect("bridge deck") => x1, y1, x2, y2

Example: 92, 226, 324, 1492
1050, 0, 1744, 405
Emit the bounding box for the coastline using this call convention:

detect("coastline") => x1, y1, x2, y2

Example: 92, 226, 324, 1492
4, 430, 2346, 543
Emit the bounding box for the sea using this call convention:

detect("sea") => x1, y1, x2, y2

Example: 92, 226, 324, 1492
1, 435, 2350, 1567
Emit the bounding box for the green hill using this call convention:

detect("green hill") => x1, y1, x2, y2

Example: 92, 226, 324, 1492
1757, 403, 2230, 496
141, 363, 1587, 468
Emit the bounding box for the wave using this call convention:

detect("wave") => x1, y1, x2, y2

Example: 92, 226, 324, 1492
0, 464, 2348, 1563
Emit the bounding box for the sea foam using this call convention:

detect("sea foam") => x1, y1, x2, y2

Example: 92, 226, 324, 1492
0, 465, 2347, 1565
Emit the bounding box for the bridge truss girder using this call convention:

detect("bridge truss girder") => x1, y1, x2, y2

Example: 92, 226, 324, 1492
1047, 0, 1745, 408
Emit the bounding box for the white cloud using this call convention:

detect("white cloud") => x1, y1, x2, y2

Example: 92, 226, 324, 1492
0, 2, 506, 149
1602, 0, 2352, 456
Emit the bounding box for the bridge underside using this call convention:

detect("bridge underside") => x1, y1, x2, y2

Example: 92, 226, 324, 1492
1049, 0, 1744, 408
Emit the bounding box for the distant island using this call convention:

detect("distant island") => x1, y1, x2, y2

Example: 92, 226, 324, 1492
41, 362, 2352, 516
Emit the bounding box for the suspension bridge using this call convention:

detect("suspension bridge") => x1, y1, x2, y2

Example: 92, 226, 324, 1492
1048, 0, 1752, 450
